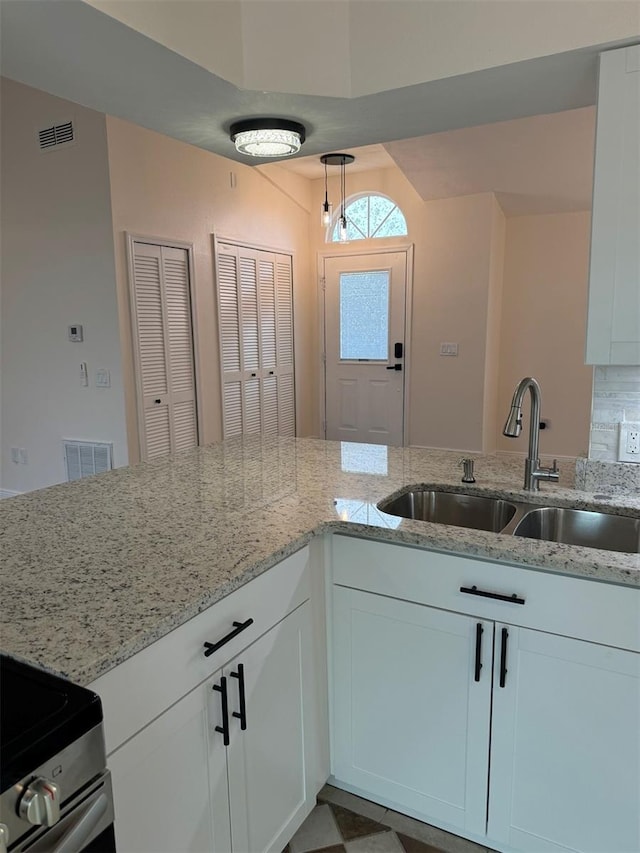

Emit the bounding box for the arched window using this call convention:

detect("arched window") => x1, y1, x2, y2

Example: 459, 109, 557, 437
329, 193, 407, 242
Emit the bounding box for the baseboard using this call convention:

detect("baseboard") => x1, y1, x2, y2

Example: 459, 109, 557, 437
0, 488, 21, 499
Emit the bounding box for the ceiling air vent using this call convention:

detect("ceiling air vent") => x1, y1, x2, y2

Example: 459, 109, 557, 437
38, 120, 75, 151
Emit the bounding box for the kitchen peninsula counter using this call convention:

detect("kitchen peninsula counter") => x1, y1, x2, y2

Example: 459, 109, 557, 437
1, 437, 638, 685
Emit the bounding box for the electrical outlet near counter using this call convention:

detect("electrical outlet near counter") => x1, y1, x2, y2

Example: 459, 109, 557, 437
618, 422, 640, 463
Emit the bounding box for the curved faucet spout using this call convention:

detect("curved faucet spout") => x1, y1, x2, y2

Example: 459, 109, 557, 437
502, 377, 558, 491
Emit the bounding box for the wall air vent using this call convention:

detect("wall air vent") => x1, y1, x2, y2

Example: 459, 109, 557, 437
38, 120, 75, 151
63, 440, 113, 482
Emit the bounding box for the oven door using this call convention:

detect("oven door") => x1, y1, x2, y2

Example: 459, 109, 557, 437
16, 773, 115, 853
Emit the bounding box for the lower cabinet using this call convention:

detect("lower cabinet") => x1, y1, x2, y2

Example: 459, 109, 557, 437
223, 601, 314, 853
488, 626, 640, 853
108, 678, 230, 853
331, 584, 640, 853
331, 587, 491, 837
109, 601, 315, 853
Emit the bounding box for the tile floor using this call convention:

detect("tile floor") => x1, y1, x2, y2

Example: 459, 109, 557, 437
284, 785, 495, 853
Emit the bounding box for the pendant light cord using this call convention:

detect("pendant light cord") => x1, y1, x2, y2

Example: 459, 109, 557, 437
340, 158, 346, 226
324, 158, 329, 209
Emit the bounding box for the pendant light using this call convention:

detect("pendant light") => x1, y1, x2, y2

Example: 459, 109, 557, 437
230, 118, 306, 157
319, 153, 355, 238
321, 157, 333, 227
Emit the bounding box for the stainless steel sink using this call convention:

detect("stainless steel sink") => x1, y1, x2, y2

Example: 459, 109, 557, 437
377, 490, 518, 533
513, 507, 640, 553
377, 487, 640, 552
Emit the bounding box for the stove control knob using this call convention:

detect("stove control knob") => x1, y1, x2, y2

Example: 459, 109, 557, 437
18, 778, 61, 827
0, 823, 9, 853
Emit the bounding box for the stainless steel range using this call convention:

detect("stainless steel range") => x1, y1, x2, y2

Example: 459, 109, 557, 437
0, 655, 115, 853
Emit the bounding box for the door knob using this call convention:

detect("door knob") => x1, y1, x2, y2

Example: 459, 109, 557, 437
386, 364, 402, 371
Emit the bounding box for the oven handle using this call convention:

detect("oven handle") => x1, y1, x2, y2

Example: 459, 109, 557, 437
49, 792, 108, 853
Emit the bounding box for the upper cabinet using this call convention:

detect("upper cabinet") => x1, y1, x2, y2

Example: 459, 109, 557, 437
586, 44, 640, 365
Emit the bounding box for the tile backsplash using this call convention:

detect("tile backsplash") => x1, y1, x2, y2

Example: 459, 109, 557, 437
589, 366, 640, 463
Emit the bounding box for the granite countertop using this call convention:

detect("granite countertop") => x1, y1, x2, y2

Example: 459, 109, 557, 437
1, 437, 639, 686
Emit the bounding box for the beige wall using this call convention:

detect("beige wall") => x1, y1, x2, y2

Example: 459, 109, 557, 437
411, 192, 504, 451
497, 211, 593, 459
0, 78, 128, 493
105, 116, 315, 461
483, 199, 506, 454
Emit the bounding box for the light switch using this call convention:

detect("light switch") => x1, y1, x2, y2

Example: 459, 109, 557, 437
439, 342, 459, 357
96, 369, 111, 388
80, 362, 88, 386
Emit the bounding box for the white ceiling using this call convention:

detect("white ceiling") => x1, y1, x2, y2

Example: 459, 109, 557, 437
0, 1, 630, 216
278, 108, 596, 215
0, 0, 630, 166
384, 107, 597, 215
278, 145, 397, 180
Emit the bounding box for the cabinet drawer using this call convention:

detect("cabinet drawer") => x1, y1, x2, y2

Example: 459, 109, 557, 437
91, 546, 310, 754
331, 536, 639, 652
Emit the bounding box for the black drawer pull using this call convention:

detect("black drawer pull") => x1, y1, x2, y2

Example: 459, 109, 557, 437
204, 618, 254, 657
231, 663, 247, 731
460, 585, 525, 605
212, 676, 230, 745
474, 622, 483, 682
499, 627, 509, 688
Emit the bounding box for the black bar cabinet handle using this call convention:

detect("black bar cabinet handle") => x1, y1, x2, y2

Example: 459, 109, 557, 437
212, 676, 230, 745
460, 585, 525, 606
474, 623, 483, 682
499, 627, 509, 688
231, 663, 247, 731
204, 618, 254, 657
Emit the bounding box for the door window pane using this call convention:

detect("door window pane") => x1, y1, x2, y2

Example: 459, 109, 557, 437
339, 271, 389, 360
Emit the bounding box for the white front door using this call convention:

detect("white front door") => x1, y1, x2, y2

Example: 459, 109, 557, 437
323, 252, 407, 445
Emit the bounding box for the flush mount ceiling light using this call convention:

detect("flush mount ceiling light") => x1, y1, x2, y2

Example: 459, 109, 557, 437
230, 118, 306, 157
320, 153, 355, 240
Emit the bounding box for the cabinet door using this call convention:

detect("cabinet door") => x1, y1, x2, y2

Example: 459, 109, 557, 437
586, 44, 640, 364
331, 587, 492, 837
224, 602, 314, 853
488, 626, 640, 853
109, 678, 232, 853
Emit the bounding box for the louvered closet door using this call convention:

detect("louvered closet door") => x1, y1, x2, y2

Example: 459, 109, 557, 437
216, 243, 295, 438
131, 242, 198, 459
275, 255, 295, 436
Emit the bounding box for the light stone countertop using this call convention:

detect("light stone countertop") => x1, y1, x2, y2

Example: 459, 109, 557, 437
1, 436, 639, 686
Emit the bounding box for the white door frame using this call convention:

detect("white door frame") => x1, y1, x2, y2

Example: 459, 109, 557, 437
125, 232, 203, 460
317, 244, 414, 445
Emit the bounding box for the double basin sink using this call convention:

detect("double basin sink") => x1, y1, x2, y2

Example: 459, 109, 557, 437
377, 489, 640, 554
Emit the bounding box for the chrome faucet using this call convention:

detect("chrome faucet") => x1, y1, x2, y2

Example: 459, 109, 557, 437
503, 377, 560, 491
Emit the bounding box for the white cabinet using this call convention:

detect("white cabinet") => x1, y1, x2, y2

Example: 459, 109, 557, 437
586, 44, 640, 364
489, 626, 640, 853
107, 679, 231, 853
224, 601, 314, 853
91, 546, 324, 853
329, 536, 640, 853
108, 602, 315, 853
332, 587, 491, 837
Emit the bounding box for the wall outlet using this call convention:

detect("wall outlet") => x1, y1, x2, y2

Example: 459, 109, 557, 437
10, 447, 28, 464
618, 422, 640, 463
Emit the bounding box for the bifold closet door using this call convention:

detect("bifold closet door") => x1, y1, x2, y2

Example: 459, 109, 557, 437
216, 242, 295, 438
130, 242, 198, 460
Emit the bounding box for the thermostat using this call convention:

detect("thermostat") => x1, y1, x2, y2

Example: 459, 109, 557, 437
68, 324, 83, 342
